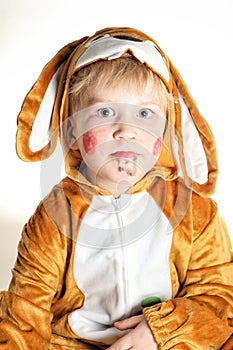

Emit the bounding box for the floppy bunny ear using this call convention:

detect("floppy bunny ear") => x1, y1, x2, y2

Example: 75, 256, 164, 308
169, 62, 218, 196
16, 36, 88, 162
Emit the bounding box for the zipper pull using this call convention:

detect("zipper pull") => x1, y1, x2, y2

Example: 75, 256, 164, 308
141, 296, 161, 308
137, 296, 161, 315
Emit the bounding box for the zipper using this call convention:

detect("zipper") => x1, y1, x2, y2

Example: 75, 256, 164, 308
114, 196, 130, 318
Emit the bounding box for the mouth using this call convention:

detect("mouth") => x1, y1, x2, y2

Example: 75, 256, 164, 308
110, 151, 140, 160
110, 151, 140, 176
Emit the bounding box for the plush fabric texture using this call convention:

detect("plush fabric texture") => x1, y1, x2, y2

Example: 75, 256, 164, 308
0, 27, 232, 349
0, 177, 232, 349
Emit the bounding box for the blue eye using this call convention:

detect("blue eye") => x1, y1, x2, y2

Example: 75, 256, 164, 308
137, 108, 153, 118
97, 107, 115, 118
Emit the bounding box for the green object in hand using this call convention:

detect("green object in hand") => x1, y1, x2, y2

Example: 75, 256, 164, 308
141, 296, 161, 308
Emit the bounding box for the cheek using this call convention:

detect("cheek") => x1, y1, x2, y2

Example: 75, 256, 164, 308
83, 131, 98, 154
152, 138, 162, 156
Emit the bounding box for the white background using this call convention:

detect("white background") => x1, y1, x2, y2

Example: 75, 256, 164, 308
0, 0, 233, 289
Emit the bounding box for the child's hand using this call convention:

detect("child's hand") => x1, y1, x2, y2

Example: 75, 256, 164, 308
106, 314, 158, 349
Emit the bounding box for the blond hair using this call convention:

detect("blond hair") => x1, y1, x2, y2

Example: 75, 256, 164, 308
69, 54, 169, 114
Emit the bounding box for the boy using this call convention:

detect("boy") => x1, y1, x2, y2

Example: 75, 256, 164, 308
0, 27, 232, 349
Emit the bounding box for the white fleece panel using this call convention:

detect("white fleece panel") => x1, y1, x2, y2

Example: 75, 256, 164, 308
29, 64, 64, 152
69, 190, 173, 345
75, 35, 170, 82
179, 93, 208, 184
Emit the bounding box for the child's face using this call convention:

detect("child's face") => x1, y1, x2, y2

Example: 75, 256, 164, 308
70, 83, 166, 195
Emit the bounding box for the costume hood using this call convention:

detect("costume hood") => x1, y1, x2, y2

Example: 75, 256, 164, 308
16, 27, 218, 196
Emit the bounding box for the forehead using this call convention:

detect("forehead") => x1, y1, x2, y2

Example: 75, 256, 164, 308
87, 83, 161, 106
70, 56, 169, 114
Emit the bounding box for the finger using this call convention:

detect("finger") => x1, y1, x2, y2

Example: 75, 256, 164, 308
114, 314, 144, 330
106, 333, 132, 350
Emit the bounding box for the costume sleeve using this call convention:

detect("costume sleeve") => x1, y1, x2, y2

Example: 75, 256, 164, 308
143, 198, 233, 349
0, 202, 67, 349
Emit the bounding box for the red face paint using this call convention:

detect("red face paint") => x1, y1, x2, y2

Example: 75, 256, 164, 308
83, 131, 97, 154
153, 138, 162, 156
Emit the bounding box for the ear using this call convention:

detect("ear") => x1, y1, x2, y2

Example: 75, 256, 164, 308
65, 120, 81, 151
16, 37, 88, 162
170, 62, 218, 196
153, 138, 162, 156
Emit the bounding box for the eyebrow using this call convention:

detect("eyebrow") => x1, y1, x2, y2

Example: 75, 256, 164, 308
138, 102, 161, 107
87, 97, 104, 105
88, 98, 161, 108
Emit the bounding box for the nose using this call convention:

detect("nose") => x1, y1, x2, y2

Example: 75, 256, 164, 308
113, 123, 138, 140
